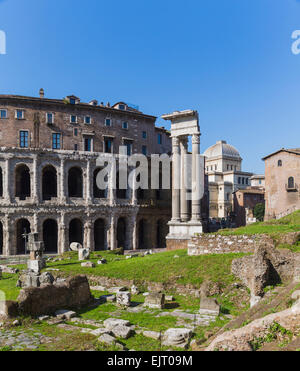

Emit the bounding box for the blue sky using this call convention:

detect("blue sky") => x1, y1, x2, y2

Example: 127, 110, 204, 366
1, 0, 300, 174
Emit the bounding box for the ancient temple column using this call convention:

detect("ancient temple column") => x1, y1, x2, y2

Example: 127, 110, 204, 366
60, 158, 67, 203
171, 137, 181, 222
3, 214, 12, 256
191, 134, 201, 221
180, 137, 189, 222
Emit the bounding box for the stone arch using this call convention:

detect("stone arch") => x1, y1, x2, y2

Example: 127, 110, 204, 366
43, 219, 58, 253
69, 218, 83, 246
156, 219, 167, 249
94, 218, 106, 251
117, 217, 127, 249
16, 218, 31, 255
42, 165, 57, 200
15, 164, 31, 200
68, 167, 83, 198
93, 168, 106, 199
138, 219, 151, 249
116, 171, 127, 199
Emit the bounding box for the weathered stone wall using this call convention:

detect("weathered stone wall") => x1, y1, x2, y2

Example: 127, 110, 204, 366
166, 238, 189, 251
187, 234, 271, 256
17, 275, 93, 316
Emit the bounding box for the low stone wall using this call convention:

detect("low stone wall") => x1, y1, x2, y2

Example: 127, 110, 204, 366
17, 275, 93, 317
166, 239, 189, 251
187, 234, 272, 256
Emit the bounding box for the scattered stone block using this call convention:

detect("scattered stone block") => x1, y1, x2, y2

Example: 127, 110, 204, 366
38, 315, 50, 321
101, 295, 116, 303
291, 290, 300, 300
143, 331, 161, 340
81, 261, 95, 268
108, 286, 128, 293
0, 300, 19, 318
103, 318, 131, 330
55, 309, 77, 320
78, 248, 90, 261
90, 328, 112, 336
144, 293, 165, 309
90, 285, 107, 291
199, 297, 220, 316
70, 242, 82, 252
162, 328, 192, 349
131, 285, 140, 295
165, 295, 174, 301
39, 272, 55, 286
97, 259, 107, 265
116, 291, 131, 307
0, 265, 19, 274
111, 325, 133, 339
98, 333, 116, 345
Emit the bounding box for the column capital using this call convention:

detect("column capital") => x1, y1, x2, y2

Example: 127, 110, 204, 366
192, 134, 200, 145
172, 136, 180, 147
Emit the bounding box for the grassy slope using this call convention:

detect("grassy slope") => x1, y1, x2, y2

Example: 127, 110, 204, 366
44, 249, 246, 288
218, 210, 300, 236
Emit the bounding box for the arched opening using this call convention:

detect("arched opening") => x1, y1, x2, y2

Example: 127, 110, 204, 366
0, 168, 3, 197
0, 221, 3, 255
156, 219, 167, 249
43, 219, 58, 253
288, 177, 295, 189
93, 168, 106, 199
116, 172, 127, 199
68, 167, 83, 198
69, 218, 83, 246
15, 164, 31, 200
138, 219, 150, 249
117, 217, 126, 249
94, 219, 105, 251
16, 219, 31, 255
42, 165, 57, 200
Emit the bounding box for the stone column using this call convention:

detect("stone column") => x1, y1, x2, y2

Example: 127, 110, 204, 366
180, 137, 189, 222
171, 137, 181, 222
59, 213, 68, 254
84, 220, 93, 250
60, 158, 67, 203
33, 156, 39, 203
109, 214, 116, 250
86, 160, 93, 204
131, 215, 137, 250
3, 214, 12, 256
191, 134, 201, 221
109, 160, 116, 206
4, 157, 11, 203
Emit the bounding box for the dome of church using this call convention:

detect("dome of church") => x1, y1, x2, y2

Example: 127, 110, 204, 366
203, 140, 241, 159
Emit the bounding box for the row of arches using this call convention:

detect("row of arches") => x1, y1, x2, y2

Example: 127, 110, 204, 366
6, 164, 169, 202
0, 217, 168, 255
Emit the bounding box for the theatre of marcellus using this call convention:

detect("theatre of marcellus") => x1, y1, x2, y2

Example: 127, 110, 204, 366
0, 89, 174, 256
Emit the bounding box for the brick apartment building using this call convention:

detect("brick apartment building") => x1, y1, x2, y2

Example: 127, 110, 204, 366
263, 148, 300, 220
0, 90, 172, 256
233, 188, 265, 227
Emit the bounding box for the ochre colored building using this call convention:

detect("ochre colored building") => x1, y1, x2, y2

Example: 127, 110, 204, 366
263, 148, 300, 220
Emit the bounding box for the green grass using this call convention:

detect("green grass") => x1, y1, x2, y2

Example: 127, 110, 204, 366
0, 274, 20, 301
217, 210, 300, 236
45, 249, 246, 289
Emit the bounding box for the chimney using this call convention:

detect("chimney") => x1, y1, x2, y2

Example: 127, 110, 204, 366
39, 88, 44, 99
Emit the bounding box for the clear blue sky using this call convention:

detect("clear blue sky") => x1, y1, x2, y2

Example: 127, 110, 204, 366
1, 0, 300, 174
